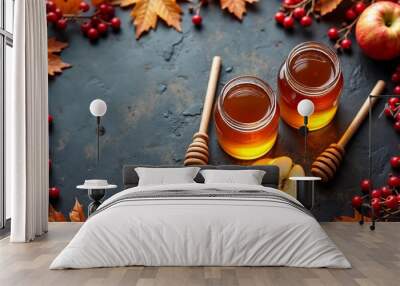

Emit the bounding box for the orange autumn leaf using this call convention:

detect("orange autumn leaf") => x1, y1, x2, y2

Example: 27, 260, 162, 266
48, 38, 72, 77
53, 0, 81, 14
48, 54, 71, 76
48, 37, 69, 53
220, 0, 258, 20
116, 0, 257, 39
69, 198, 86, 222
131, 0, 182, 39
49, 204, 67, 222
334, 209, 371, 222
315, 0, 344, 16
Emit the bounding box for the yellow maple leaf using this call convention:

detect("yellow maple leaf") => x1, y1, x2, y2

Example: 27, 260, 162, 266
53, 0, 81, 14
220, 0, 258, 20
48, 38, 72, 77
315, 0, 344, 16
131, 0, 182, 39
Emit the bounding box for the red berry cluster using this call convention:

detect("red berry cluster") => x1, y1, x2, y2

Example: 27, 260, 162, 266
352, 165, 400, 219
326, 1, 368, 51
275, 0, 314, 30
352, 61, 400, 220
46, 1, 121, 42
46, 0, 69, 30
383, 64, 400, 132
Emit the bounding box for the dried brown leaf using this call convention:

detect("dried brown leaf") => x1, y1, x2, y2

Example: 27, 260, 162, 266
48, 37, 68, 53
49, 204, 67, 222
315, 0, 344, 16
69, 198, 86, 222
220, 0, 257, 20
334, 209, 371, 222
48, 54, 72, 76
48, 38, 72, 77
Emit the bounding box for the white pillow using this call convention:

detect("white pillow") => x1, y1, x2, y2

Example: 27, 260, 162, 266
200, 169, 266, 185
135, 167, 200, 186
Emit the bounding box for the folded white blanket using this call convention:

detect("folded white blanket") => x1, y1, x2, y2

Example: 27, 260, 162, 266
50, 183, 350, 269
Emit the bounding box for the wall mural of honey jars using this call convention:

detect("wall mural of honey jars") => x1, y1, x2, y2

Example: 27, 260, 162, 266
47, 1, 400, 222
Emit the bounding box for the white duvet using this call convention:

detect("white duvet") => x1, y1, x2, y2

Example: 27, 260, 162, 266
50, 183, 351, 269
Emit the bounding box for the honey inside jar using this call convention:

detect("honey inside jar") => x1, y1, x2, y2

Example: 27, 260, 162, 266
223, 84, 270, 123
215, 76, 279, 160
278, 41, 343, 130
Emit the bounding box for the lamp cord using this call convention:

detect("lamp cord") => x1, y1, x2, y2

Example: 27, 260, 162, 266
97, 116, 100, 164
304, 116, 308, 172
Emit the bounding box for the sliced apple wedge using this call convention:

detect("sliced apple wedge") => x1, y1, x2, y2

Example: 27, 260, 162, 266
282, 164, 305, 198
253, 156, 293, 189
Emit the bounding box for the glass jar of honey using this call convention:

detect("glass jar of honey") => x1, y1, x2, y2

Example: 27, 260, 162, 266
214, 76, 279, 160
278, 41, 343, 130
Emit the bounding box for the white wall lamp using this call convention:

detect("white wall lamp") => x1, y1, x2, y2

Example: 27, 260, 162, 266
89, 99, 107, 162
297, 99, 315, 166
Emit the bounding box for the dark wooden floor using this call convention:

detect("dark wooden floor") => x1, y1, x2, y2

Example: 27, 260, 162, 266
0, 222, 399, 286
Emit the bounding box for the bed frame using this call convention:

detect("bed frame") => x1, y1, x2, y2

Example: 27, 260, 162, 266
122, 165, 280, 189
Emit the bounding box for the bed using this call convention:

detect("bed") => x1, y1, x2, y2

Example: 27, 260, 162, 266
50, 165, 350, 269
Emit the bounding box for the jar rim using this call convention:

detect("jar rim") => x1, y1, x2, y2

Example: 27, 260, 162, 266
284, 41, 342, 96
217, 75, 277, 131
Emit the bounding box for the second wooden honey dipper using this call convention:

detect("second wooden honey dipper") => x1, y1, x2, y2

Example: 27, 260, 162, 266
311, 80, 386, 182
184, 56, 222, 166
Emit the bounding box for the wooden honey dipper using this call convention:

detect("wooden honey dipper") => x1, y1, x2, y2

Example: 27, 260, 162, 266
184, 56, 222, 166
311, 80, 386, 182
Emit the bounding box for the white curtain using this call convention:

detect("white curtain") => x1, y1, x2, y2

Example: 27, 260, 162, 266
8, 0, 49, 242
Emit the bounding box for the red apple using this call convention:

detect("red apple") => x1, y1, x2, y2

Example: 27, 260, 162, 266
49, 187, 60, 200
352, 195, 363, 208
355, 1, 400, 60
397, 194, 400, 203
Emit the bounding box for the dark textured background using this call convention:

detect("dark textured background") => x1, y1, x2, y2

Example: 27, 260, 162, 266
48, 1, 399, 221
